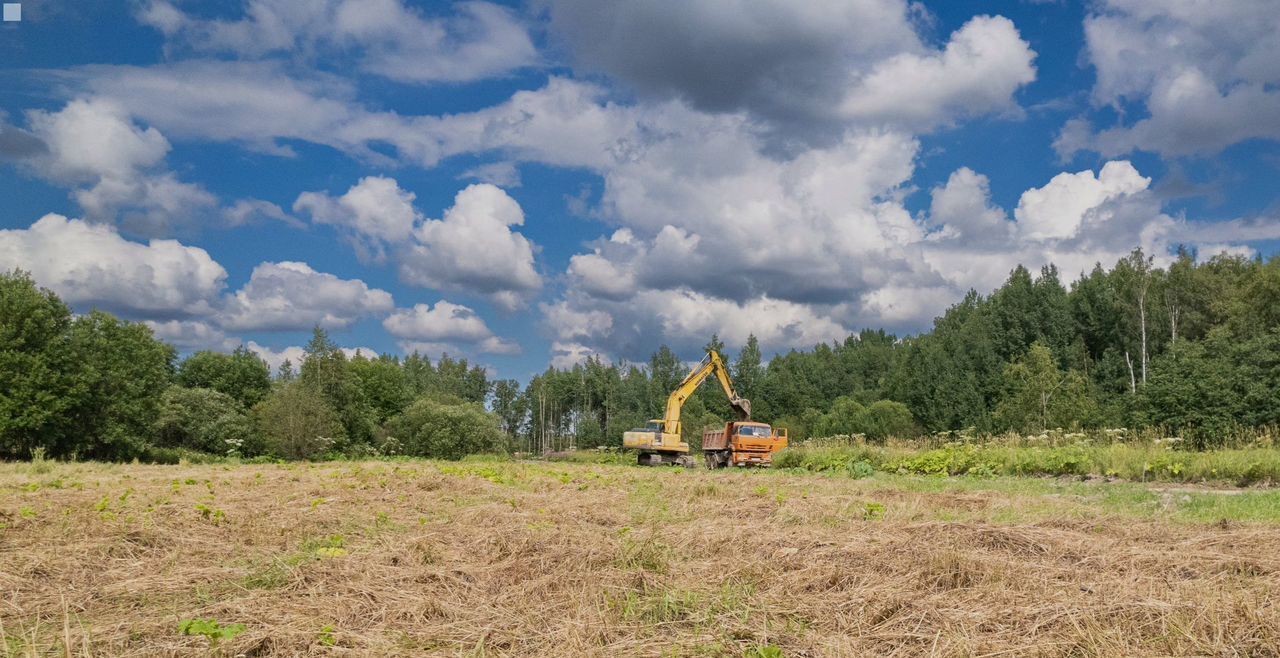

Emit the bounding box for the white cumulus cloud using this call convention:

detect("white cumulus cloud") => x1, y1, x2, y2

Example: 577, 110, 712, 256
399, 184, 541, 311
1060, 0, 1280, 156
22, 99, 215, 234
1014, 161, 1151, 241
383, 301, 520, 355
839, 15, 1036, 131
0, 214, 226, 318
220, 261, 394, 331
294, 175, 420, 261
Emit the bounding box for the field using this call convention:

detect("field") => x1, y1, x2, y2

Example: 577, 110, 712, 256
4, 458, 1280, 657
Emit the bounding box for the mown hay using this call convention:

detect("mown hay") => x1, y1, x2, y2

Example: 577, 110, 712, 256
1, 460, 1278, 656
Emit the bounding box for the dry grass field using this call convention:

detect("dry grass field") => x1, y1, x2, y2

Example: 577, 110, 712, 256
4, 458, 1280, 657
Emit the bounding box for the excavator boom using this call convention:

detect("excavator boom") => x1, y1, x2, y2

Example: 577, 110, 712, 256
658, 351, 750, 435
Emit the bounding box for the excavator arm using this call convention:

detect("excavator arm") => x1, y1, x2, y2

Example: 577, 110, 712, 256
658, 351, 751, 435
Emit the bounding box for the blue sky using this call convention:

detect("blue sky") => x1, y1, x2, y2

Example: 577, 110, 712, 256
2, 0, 1278, 381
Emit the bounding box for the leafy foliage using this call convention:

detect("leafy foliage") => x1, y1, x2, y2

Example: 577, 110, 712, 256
155, 385, 259, 456
178, 618, 246, 646
386, 397, 506, 459
176, 347, 271, 409
253, 382, 343, 460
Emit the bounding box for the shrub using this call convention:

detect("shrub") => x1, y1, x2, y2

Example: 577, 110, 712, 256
811, 397, 867, 438
253, 383, 343, 460
155, 386, 260, 456
861, 400, 919, 441
385, 397, 506, 460
811, 398, 921, 442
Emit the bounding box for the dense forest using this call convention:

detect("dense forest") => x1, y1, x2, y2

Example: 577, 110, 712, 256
2, 248, 1278, 462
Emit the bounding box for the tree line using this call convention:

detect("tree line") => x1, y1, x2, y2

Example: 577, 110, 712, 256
506, 249, 1280, 451
2, 248, 1278, 461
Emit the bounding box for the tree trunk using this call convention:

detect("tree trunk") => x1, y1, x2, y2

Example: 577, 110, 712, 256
1138, 284, 1148, 384
1124, 351, 1136, 395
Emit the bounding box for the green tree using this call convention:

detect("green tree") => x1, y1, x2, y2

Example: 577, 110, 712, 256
349, 354, 411, 424
253, 382, 343, 460
1137, 329, 1280, 447
386, 398, 506, 459
733, 334, 764, 406
176, 347, 272, 408
1163, 247, 1202, 345
888, 291, 1000, 431
277, 358, 295, 382
300, 328, 375, 448
993, 341, 1095, 432
491, 378, 527, 439
1229, 256, 1280, 338
0, 271, 81, 459
647, 345, 684, 413
1112, 249, 1158, 389
66, 311, 175, 460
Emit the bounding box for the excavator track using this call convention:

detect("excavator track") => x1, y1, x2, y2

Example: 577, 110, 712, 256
637, 452, 697, 467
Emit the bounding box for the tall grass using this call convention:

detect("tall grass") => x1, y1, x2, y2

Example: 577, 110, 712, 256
775, 428, 1280, 485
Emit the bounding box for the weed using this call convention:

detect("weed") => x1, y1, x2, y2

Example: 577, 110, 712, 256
28, 447, 54, 475
318, 625, 337, 646
194, 504, 226, 525
303, 534, 348, 558
745, 645, 784, 658
178, 618, 245, 648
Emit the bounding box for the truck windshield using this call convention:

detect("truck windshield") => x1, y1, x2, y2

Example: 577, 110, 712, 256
737, 426, 771, 437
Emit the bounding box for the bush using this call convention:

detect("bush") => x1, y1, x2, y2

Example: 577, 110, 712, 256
861, 401, 919, 441
253, 383, 344, 460
155, 386, 260, 456
385, 397, 506, 460
811, 398, 920, 442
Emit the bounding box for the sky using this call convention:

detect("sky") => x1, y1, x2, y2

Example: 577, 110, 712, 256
1, 0, 1278, 381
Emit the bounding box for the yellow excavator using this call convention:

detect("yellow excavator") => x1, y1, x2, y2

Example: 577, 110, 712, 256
623, 350, 787, 468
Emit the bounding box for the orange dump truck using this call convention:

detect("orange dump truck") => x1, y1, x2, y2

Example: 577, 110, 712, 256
701, 421, 788, 468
